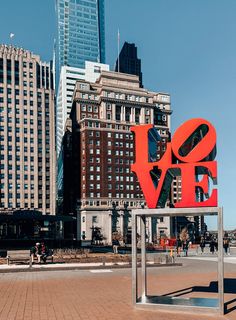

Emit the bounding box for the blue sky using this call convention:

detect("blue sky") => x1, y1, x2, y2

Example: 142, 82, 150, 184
0, 0, 236, 229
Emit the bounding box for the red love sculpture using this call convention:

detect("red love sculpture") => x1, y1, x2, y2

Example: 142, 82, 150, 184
131, 118, 217, 208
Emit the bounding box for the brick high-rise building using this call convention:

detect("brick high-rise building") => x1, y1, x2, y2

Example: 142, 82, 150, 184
61, 71, 172, 243
0, 45, 56, 215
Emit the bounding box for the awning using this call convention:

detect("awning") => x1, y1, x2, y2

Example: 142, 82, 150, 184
0, 210, 76, 222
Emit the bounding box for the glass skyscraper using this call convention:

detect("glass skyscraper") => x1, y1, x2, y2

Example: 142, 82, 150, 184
56, 0, 105, 74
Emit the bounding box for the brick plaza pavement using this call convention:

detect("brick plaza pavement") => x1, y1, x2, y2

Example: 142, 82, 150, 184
0, 258, 235, 320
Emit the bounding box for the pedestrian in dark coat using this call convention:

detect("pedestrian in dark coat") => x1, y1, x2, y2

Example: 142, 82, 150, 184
182, 240, 189, 257
210, 238, 215, 254
176, 236, 182, 257
200, 237, 205, 254
223, 237, 230, 255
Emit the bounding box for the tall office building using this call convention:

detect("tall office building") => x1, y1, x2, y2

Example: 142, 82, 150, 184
0, 45, 56, 215
115, 42, 143, 88
56, 61, 109, 155
56, 0, 105, 74
61, 71, 172, 243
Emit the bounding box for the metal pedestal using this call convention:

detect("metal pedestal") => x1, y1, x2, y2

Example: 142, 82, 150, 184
132, 207, 224, 315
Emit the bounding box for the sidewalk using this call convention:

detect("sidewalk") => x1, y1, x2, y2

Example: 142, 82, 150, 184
0, 258, 235, 320
0, 261, 182, 273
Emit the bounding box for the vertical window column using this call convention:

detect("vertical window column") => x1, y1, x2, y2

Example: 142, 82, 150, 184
0, 58, 3, 83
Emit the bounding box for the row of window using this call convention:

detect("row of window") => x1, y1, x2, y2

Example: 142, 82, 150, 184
82, 121, 132, 131
81, 105, 98, 112
85, 158, 133, 165
0, 203, 51, 209
103, 91, 149, 103
0, 192, 50, 199
88, 166, 100, 172
0, 71, 34, 78
84, 193, 139, 199
80, 92, 98, 100
108, 183, 138, 190
88, 139, 100, 145
0, 156, 50, 163
108, 150, 134, 157
0, 146, 50, 154
0, 109, 35, 116
0, 127, 35, 134
112, 132, 133, 140
107, 141, 134, 148
87, 166, 130, 174
0, 98, 35, 106
0, 107, 50, 119
0, 88, 35, 96
87, 131, 100, 137
0, 117, 34, 125
0, 172, 50, 179
0, 146, 34, 152
0, 136, 50, 144
85, 157, 100, 164
86, 183, 137, 191
0, 183, 34, 189
82, 175, 135, 182
81, 200, 142, 210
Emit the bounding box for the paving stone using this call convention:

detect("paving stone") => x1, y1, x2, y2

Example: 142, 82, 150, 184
0, 259, 235, 320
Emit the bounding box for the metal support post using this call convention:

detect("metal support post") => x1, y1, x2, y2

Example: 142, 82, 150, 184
132, 213, 137, 305
218, 207, 224, 315
141, 215, 147, 300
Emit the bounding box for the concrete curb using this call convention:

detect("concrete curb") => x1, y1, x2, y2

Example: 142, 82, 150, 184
0, 262, 182, 273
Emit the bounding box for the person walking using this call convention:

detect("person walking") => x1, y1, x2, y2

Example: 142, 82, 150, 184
214, 238, 218, 252
182, 239, 189, 257
199, 237, 205, 254
112, 239, 119, 254
176, 236, 182, 257
210, 238, 215, 254
223, 237, 230, 255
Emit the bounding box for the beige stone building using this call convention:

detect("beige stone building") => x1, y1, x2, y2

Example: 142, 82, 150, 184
0, 45, 56, 215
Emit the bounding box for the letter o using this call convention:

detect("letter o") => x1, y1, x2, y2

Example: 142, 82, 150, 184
171, 118, 216, 163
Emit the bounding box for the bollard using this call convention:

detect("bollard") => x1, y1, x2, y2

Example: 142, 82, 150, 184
170, 248, 174, 264
29, 253, 32, 269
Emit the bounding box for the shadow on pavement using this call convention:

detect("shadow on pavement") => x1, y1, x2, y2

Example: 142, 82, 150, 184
162, 278, 236, 314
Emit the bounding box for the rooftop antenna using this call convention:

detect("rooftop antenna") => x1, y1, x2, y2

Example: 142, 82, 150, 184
117, 28, 120, 72
9, 33, 15, 46
53, 38, 56, 91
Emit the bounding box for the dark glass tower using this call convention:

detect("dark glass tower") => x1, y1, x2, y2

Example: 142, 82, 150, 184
56, 0, 105, 74
115, 42, 143, 87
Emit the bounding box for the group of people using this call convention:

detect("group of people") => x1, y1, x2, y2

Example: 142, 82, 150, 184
200, 236, 230, 255
30, 241, 49, 263
199, 237, 218, 254
177, 236, 230, 256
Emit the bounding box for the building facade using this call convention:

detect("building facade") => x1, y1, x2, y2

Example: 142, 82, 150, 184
115, 42, 143, 88
56, 0, 105, 75
62, 71, 172, 243
170, 158, 206, 239
0, 45, 56, 215
56, 61, 109, 155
